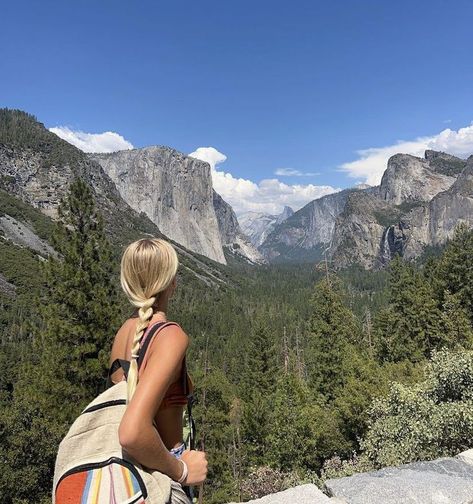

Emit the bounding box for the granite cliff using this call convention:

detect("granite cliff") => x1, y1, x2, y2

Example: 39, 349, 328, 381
260, 150, 472, 269
259, 188, 363, 263
330, 151, 468, 268
91, 147, 227, 264
91, 148, 261, 265
0, 109, 230, 287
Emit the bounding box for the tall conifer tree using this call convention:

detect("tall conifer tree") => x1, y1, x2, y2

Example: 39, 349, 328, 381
433, 224, 473, 323
241, 320, 278, 464
306, 276, 359, 400
0, 178, 120, 503
374, 256, 442, 362
40, 177, 120, 399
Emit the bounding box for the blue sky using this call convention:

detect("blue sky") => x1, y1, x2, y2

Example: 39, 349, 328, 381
2, 0, 473, 214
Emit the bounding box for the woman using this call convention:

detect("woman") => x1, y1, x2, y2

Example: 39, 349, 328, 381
109, 238, 208, 503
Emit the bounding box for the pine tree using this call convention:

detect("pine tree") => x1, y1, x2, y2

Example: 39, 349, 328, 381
40, 177, 121, 398
265, 371, 319, 471
305, 276, 360, 400
265, 368, 347, 472
434, 224, 473, 323
374, 256, 443, 362
241, 320, 278, 465
193, 366, 236, 504
440, 290, 473, 348
0, 178, 121, 503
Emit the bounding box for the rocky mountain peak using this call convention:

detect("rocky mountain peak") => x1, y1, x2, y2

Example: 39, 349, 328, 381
276, 206, 294, 224
239, 206, 295, 248
379, 152, 459, 205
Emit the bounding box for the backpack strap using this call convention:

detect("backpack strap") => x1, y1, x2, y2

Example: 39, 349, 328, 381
105, 358, 130, 389
138, 322, 196, 449
137, 321, 179, 372
105, 321, 173, 389
181, 355, 196, 450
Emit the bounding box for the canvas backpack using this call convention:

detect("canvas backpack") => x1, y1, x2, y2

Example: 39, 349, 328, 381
53, 321, 195, 504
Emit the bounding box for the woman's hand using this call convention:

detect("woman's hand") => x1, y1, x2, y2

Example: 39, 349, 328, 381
180, 450, 208, 485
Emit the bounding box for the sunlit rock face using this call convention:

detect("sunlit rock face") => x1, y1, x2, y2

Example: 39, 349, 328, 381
91, 147, 227, 264
324, 450, 473, 504
379, 152, 459, 205
230, 451, 473, 503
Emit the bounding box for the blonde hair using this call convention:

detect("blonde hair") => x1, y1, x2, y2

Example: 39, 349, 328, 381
120, 238, 179, 402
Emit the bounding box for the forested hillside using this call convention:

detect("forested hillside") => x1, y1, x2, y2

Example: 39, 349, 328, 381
1, 175, 473, 503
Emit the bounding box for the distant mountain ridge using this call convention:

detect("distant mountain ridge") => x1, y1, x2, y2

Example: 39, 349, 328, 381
4, 109, 472, 271
259, 188, 362, 263
259, 150, 472, 268
239, 206, 294, 248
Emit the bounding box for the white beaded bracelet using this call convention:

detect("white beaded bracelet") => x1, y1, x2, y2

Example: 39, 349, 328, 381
178, 459, 188, 484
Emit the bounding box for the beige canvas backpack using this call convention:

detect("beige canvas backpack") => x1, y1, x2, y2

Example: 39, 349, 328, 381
53, 321, 194, 504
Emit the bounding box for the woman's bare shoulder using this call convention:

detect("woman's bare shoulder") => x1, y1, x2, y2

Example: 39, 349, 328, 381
110, 318, 136, 362
151, 322, 189, 354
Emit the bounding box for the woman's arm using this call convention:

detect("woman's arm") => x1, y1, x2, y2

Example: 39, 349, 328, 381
118, 325, 207, 484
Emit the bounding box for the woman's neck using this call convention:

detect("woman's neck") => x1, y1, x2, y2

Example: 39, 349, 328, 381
151, 297, 168, 322
151, 309, 167, 322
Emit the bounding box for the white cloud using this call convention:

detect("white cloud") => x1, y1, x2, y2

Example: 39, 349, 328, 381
274, 168, 320, 177
49, 126, 134, 153
340, 124, 473, 186
189, 147, 338, 215
188, 146, 227, 169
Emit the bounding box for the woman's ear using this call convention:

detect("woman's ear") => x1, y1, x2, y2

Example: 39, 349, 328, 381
167, 276, 177, 298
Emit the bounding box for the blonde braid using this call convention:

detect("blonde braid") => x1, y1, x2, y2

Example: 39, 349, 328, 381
127, 296, 156, 402
120, 238, 179, 403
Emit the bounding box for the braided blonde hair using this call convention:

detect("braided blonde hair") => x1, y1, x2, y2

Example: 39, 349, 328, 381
120, 238, 179, 402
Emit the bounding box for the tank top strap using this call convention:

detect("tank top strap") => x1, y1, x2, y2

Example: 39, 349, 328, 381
137, 321, 180, 373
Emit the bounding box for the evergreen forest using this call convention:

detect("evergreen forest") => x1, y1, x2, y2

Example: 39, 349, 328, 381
1, 179, 473, 503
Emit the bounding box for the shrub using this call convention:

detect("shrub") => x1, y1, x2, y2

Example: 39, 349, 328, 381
360, 348, 473, 468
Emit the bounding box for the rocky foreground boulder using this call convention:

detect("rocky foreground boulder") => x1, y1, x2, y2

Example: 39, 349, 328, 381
236, 449, 473, 503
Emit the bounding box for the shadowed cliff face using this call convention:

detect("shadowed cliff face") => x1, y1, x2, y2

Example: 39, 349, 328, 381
428, 155, 473, 245
91, 147, 227, 264
212, 190, 265, 264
